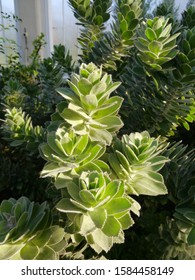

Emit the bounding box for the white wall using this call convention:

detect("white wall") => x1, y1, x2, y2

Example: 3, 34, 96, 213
14, 0, 79, 64
14, 0, 52, 64
50, 0, 79, 60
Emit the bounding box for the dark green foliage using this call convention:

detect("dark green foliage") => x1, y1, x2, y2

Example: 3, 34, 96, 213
0, 33, 75, 203
182, 5, 195, 29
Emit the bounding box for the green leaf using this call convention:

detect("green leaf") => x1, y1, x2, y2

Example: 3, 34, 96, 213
20, 243, 39, 260
89, 208, 107, 229
0, 200, 14, 214
144, 51, 158, 59
90, 228, 113, 252
160, 23, 172, 37
145, 28, 157, 41
121, 30, 133, 40
48, 226, 65, 246
148, 41, 162, 53
187, 227, 195, 245
60, 108, 86, 125
41, 162, 73, 177
116, 150, 130, 171
181, 74, 195, 83
56, 198, 84, 213
47, 132, 66, 156
80, 94, 98, 110
120, 19, 128, 33
73, 134, 88, 154
93, 14, 103, 25
32, 228, 51, 247
182, 39, 191, 54
98, 82, 121, 104
92, 96, 123, 119
79, 190, 96, 204
80, 215, 96, 235
125, 11, 135, 22
89, 127, 112, 145
118, 212, 134, 230
189, 33, 195, 49
77, 78, 93, 95
105, 198, 132, 215
129, 19, 139, 30
102, 216, 121, 236
89, 80, 107, 96
0, 244, 23, 259
67, 182, 82, 201
83, 144, 105, 163
98, 116, 123, 131
36, 246, 57, 260
133, 172, 167, 195
100, 180, 120, 200
10, 140, 25, 147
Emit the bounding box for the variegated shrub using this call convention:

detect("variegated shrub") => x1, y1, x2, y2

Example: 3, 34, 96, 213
0, 197, 66, 260
54, 62, 123, 145
56, 171, 140, 253
109, 131, 168, 195
39, 63, 169, 254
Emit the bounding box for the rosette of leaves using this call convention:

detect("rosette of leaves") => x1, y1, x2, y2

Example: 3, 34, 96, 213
68, 0, 112, 59
135, 16, 180, 71
115, 0, 142, 47
157, 218, 195, 260
68, 0, 111, 26
56, 63, 123, 145
181, 5, 195, 29
109, 131, 168, 195
2, 107, 45, 153
161, 142, 195, 247
39, 126, 108, 179
0, 197, 66, 260
85, 0, 143, 70
56, 171, 140, 253
173, 26, 195, 89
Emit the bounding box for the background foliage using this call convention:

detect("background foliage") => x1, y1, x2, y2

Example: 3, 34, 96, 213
0, 0, 195, 259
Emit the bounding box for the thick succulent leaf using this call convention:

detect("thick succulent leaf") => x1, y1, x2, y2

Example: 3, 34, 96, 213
80, 94, 98, 110
89, 208, 107, 229
92, 96, 123, 119
118, 212, 134, 230
99, 180, 121, 200
77, 78, 93, 95
20, 243, 39, 260
102, 216, 121, 236
105, 197, 132, 215
79, 190, 96, 204
83, 144, 105, 164
89, 80, 107, 96
131, 171, 167, 195
187, 227, 195, 245
35, 246, 57, 260
41, 162, 73, 177
98, 116, 123, 131
90, 228, 113, 253
0, 244, 23, 259
145, 28, 157, 41
31, 228, 51, 248
56, 198, 85, 213
89, 127, 113, 145
60, 108, 86, 125
72, 134, 88, 154
80, 215, 96, 235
